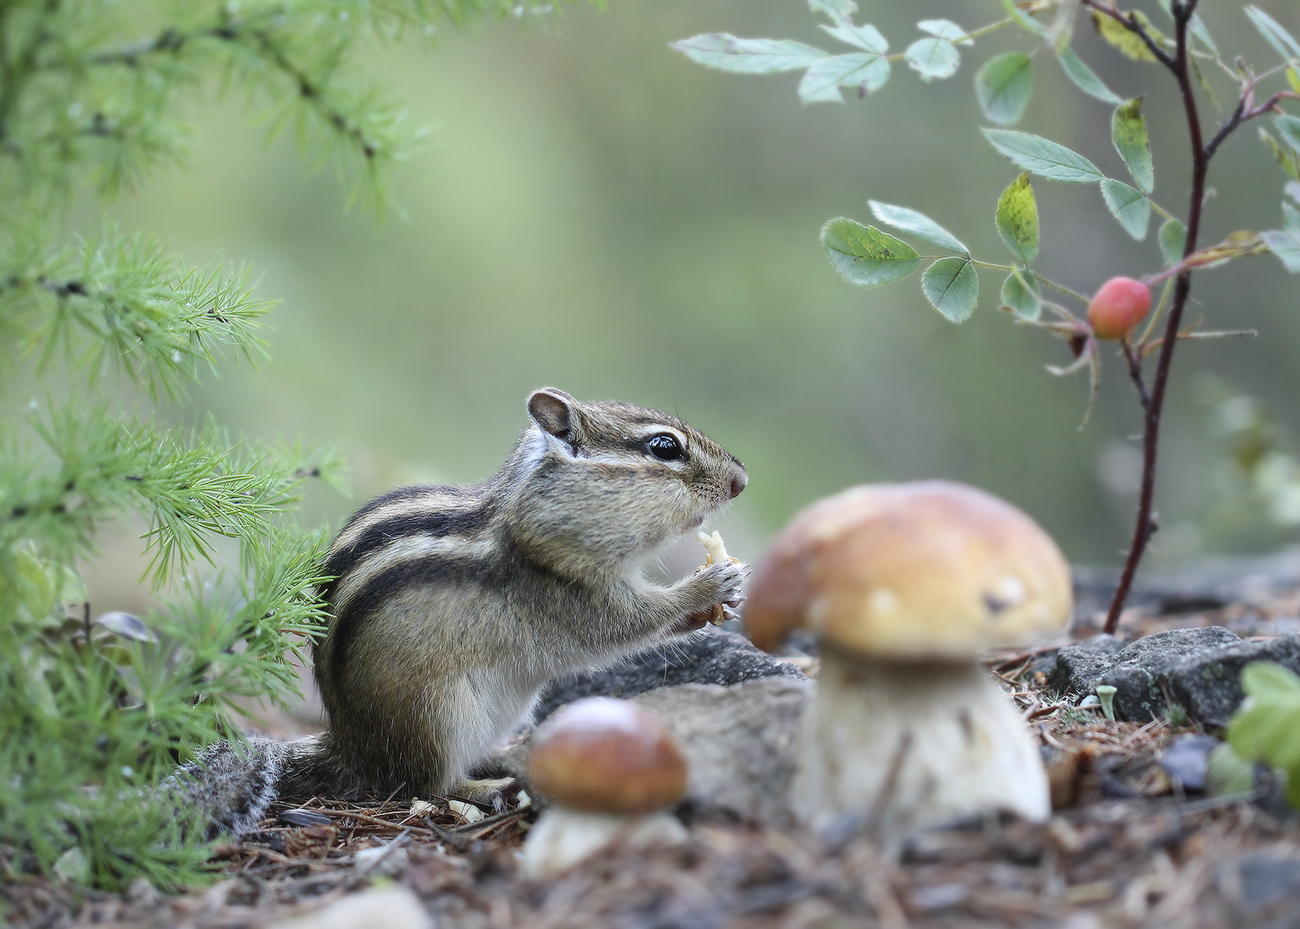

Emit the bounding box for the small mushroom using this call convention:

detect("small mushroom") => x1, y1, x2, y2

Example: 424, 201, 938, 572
744, 481, 1072, 839
521, 697, 688, 878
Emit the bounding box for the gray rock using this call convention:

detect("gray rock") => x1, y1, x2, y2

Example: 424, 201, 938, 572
1046, 634, 1123, 695
494, 629, 813, 824
1165, 634, 1300, 727
633, 677, 811, 826
501, 676, 812, 827
1047, 627, 1300, 726
1158, 734, 1221, 792
1049, 627, 1242, 722
1099, 627, 1243, 722
530, 628, 806, 724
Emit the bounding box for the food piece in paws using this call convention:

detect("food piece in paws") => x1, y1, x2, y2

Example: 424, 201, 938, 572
697, 530, 742, 625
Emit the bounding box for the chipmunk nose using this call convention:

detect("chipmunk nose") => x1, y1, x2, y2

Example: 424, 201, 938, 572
729, 470, 747, 499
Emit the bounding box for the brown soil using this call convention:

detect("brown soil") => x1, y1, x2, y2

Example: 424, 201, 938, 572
6, 599, 1300, 929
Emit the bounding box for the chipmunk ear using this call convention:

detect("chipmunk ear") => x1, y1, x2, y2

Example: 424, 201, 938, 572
528, 388, 581, 453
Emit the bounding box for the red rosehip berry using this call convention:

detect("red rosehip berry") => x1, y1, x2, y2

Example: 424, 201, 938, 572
1087, 277, 1152, 341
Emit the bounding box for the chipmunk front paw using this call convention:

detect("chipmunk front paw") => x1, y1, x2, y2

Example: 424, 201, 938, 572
681, 559, 747, 627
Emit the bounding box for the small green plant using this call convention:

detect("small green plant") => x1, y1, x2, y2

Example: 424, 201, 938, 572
1096, 683, 1118, 720
1226, 661, 1300, 807
673, 1, 1300, 633
1056, 700, 1099, 727
1165, 701, 1190, 728
0, 0, 573, 892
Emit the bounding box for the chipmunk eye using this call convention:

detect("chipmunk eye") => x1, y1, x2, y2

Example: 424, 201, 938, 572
645, 433, 685, 462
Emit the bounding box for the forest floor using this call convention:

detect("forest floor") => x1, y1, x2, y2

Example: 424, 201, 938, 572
8, 562, 1300, 929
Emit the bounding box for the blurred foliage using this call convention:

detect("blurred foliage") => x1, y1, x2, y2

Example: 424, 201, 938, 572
0, 0, 571, 892
1199, 375, 1300, 540
1226, 661, 1300, 808
1, 0, 1298, 893
95, 1, 1300, 576
671, 0, 1300, 548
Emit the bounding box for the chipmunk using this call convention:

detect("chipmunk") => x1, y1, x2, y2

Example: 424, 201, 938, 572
173, 387, 747, 833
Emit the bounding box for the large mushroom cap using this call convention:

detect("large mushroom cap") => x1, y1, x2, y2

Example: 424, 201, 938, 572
744, 481, 1072, 658
527, 697, 688, 815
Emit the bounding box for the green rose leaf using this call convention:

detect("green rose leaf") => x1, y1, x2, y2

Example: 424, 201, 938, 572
1245, 6, 1300, 63
670, 35, 830, 74
1159, 218, 1187, 266
1263, 132, 1300, 181
921, 257, 979, 322
1100, 178, 1151, 240
1261, 228, 1300, 273
1276, 114, 1300, 154
904, 37, 960, 82
820, 20, 888, 55
810, 52, 891, 102
810, 0, 858, 19
1002, 0, 1046, 36
1056, 47, 1124, 105
917, 19, 972, 46
982, 129, 1104, 183
799, 53, 890, 102
868, 200, 969, 255
1154, 2, 1219, 55
1113, 99, 1154, 194
976, 53, 1034, 126
1000, 268, 1041, 320
822, 218, 923, 287
995, 172, 1040, 264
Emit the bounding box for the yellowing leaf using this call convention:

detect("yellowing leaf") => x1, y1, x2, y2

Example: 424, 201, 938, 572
1113, 98, 1154, 194
996, 172, 1040, 263
1091, 10, 1168, 63
1262, 130, 1300, 182
1183, 232, 1266, 270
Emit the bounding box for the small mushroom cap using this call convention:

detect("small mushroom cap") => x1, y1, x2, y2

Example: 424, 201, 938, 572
744, 481, 1072, 658
527, 697, 688, 814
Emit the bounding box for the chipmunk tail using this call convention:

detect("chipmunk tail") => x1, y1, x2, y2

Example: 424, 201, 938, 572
165, 734, 358, 838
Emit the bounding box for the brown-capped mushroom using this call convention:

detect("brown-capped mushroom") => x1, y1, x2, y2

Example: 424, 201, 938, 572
521, 697, 688, 877
744, 481, 1071, 839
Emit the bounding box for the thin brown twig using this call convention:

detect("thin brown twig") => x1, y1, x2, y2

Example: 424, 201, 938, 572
1205, 89, 1300, 159
1120, 339, 1151, 412
307, 806, 437, 838
1104, 0, 1206, 636
1027, 702, 1065, 721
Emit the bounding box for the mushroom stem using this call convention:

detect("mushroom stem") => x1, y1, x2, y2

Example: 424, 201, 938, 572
792, 647, 1049, 839
521, 809, 688, 879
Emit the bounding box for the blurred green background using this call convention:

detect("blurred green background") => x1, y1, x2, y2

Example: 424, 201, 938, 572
95, 0, 1300, 587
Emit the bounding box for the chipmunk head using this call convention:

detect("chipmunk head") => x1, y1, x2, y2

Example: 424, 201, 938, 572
506, 387, 747, 574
